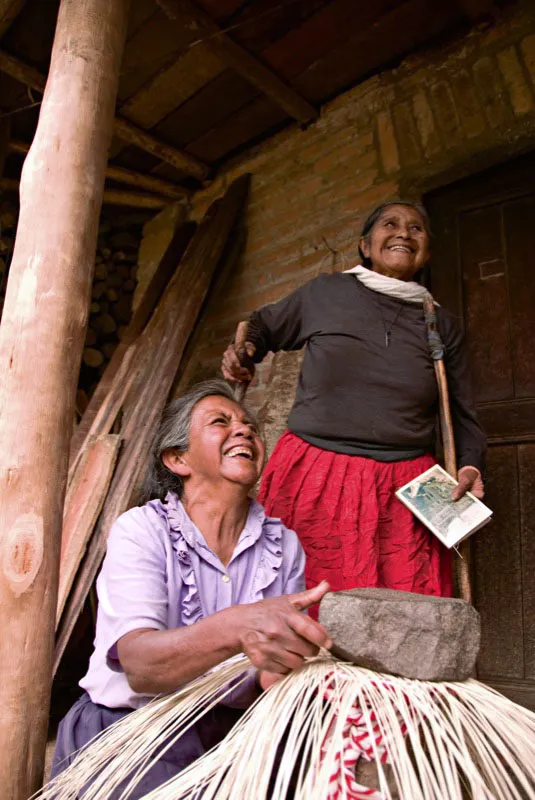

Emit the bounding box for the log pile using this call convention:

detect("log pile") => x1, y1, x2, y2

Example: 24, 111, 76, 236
79, 218, 146, 407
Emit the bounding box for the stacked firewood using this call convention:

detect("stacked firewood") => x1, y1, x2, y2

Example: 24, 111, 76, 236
80, 222, 142, 407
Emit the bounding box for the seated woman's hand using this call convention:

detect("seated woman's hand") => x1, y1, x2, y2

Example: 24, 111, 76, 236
237, 581, 332, 678
221, 341, 256, 384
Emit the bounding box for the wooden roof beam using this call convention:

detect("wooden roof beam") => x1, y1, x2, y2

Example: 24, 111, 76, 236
155, 0, 318, 125
0, 49, 210, 180
0, 0, 28, 40
0, 177, 170, 209
8, 138, 191, 200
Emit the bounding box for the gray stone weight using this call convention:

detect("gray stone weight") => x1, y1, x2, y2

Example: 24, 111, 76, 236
319, 588, 481, 682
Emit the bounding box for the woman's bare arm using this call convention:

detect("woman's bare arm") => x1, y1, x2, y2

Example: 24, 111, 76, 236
117, 582, 331, 695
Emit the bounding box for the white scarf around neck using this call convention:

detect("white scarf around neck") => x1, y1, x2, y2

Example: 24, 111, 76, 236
344, 264, 435, 305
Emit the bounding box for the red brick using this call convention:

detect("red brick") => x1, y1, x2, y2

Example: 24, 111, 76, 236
521, 34, 535, 91
430, 81, 463, 145
342, 179, 401, 215
392, 102, 422, 166
472, 56, 513, 128
412, 90, 441, 154
376, 111, 399, 174
449, 71, 486, 139
313, 141, 378, 175
497, 45, 535, 115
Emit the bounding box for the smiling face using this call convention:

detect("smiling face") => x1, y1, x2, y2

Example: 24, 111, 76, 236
162, 395, 265, 493
359, 204, 430, 280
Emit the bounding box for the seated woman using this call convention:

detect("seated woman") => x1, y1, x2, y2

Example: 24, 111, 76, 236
51, 379, 331, 797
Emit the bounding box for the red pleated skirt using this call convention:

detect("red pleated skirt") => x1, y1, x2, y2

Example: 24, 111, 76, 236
258, 432, 452, 611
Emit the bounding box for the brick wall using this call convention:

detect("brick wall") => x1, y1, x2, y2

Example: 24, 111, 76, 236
180, 0, 535, 411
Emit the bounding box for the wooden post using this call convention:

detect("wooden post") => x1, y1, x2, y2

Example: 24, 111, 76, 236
0, 0, 130, 796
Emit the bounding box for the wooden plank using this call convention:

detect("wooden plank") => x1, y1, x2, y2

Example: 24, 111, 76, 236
473, 446, 524, 680
166, 0, 460, 164
173, 223, 246, 392
253, 0, 382, 78
502, 195, 535, 399
121, 0, 326, 135
120, 44, 225, 129
0, 0, 129, 794
120, 0, 243, 103
152, 0, 368, 154
187, 92, 286, 163
225, 0, 329, 55
69, 222, 196, 465
459, 204, 513, 404
519, 444, 535, 680
0, 47, 46, 91
0, 0, 27, 40
126, 0, 156, 39
103, 164, 190, 200
200, 0, 244, 18
118, 6, 198, 102
293, 0, 462, 103
55, 174, 251, 673
156, 0, 317, 123
101, 188, 169, 209
478, 399, 535, 441
0, 49, 210, 179
57, 434, 121, 626
483, 678, 535, 711
154, 68, 257, 150
113, 117, 209, 180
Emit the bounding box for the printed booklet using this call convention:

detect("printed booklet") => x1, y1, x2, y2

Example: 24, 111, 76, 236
396, 463, 493, 549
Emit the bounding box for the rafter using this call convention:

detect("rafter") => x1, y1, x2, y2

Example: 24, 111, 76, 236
8, 138, 190, 199
0, 177, 169, 209
0, 49, 210, 180
155, 0, 318, 124
0, 0, 27, 40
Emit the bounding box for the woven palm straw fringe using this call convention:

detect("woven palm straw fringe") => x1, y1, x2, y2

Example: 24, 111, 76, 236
36, 654, 535, 800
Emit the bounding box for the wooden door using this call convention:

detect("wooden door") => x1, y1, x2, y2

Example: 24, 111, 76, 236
426, 152, 535, 710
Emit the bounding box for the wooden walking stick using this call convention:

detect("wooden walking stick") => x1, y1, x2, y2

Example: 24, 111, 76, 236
234, 320, 255, 402
423, 295, 473, 604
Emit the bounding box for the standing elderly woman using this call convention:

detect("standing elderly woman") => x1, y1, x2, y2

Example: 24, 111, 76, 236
222, 201, 486, 609
51, 380, 331, 797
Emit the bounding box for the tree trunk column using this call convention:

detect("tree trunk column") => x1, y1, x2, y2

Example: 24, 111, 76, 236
0, 0, 130, 796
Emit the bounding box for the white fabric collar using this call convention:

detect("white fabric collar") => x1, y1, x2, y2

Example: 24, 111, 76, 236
344, 264, 435, 305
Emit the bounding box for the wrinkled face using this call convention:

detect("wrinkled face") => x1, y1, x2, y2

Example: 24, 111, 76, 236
359, 204, 430, 280
167, 395, 265, 491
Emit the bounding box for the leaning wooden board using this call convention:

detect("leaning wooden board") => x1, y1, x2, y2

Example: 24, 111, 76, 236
54, 175, 250, 673
57, 434, 121, 626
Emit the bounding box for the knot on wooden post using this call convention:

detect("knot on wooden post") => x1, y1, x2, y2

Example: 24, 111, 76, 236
1, 512, 44, 597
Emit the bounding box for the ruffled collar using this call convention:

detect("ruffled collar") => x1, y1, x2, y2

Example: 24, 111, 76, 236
160, 493, 284, 623
163, 492, 267, 559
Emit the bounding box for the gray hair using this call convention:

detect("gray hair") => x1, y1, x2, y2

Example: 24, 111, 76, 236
142, 379, 253, 502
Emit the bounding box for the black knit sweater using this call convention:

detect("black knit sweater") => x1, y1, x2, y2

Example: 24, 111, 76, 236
247, 273, 486, 473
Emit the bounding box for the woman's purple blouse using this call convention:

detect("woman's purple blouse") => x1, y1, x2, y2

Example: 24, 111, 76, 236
80, 493, 306, 709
